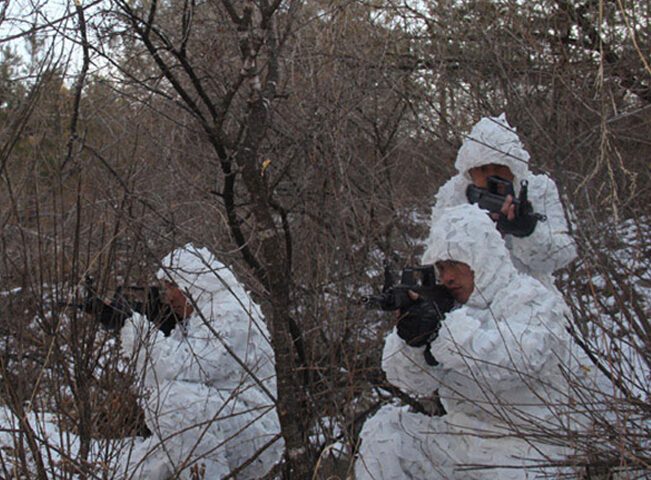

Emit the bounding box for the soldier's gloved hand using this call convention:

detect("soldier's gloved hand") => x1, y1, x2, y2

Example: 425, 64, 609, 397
496, 212, 538, 237
397, 296, 447, 347
493, 194, 538, 237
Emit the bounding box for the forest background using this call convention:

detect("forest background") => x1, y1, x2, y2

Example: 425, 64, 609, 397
0, 0, 650, 478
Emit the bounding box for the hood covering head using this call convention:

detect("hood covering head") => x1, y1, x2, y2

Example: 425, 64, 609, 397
454, 114, 530, 185
422, 204, 516, 307
156, 245, 246, 314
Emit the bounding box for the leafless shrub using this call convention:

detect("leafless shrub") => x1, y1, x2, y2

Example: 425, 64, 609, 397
1, 0, 650, 478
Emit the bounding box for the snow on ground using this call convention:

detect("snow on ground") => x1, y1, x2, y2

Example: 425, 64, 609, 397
558, 215, 651, 471
0, 406, 124, 478
560, 215, 651, 400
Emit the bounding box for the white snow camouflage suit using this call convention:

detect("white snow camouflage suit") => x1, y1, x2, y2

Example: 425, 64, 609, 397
431, 114, 576, 289
119, 244, 283, 480
355, 204, 572, 480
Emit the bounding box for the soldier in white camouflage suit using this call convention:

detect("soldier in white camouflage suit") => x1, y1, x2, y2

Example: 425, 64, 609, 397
431, 114, 576, 290
355, 205, 572, 479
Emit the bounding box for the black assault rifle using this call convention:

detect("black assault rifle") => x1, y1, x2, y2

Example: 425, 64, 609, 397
466, 175, 547, 237
361, 262, 453, 312
58, 277, 176, 334
362, 262, 455, 365
58, 277, 143, 331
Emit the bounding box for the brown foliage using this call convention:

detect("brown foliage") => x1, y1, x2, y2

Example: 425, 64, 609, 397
0, 0, 650, 478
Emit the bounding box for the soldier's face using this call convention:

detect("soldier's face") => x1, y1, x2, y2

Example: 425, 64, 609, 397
468, 163, 514, 189
435, 260, 475, 304
163, 281, 193, 319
